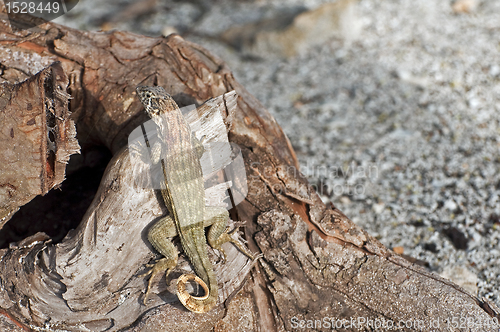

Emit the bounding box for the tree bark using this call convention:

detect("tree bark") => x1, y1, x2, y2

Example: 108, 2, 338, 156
0, 9, 498, 332
0, 62, 79, 228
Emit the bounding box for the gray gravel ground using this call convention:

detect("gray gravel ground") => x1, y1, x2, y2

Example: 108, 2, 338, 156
54, 0, 500, 309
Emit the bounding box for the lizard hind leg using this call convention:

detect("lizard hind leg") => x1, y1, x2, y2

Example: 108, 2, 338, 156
142, 215, 178, 304
205, 207, 256, 262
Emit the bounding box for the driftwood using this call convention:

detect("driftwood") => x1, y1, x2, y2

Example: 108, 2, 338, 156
0, 8, 499, 332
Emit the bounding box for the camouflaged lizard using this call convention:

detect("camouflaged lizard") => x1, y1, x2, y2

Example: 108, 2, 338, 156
136, 86, 255, 313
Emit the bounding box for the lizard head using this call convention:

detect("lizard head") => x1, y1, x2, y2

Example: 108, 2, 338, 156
136, 86, 171, 118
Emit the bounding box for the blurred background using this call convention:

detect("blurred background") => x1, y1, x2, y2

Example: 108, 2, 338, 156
51, 0, 499, 308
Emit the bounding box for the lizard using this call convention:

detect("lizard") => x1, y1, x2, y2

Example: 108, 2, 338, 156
135, 86, 256, 313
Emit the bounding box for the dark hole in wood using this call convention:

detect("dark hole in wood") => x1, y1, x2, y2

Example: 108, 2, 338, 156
0, 146, 112, 249
46, 105, 56, 128
48, 129, 55, 143
46, 149, 55, 180
43, 74, 54, 101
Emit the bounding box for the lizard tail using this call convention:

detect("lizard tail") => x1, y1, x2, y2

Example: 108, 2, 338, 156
176, 274, 217, 313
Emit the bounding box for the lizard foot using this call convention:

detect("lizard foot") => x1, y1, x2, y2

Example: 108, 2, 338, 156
210, 232, 256, 264
227, 227, 260, 260
141, 257, 177, 304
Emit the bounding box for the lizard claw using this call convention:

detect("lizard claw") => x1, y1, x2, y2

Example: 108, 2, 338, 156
218, 248, 228, 264
137, 260, 160, 278
230, 220, 247, 229
253, 253, 264, 262
228, 227, 240, 236
138, 269, 153, 278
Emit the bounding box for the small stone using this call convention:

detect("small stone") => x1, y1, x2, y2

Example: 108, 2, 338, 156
490, 65, 500, 77
100, 22, 115, 32
423, 242, 438, 253
489, 213, 500, 224
162, 26, 178, 37
452, 0, 478, 13
392, 246, 404, 255
441, 265, 478, 295
467, 98, 480, 109
396, 70, 428, 89
372, 202, 385, 214
442, 226, 468, 250
319, 195, 331, 204
339, 196, 351, 205
221, 0, 360, 58
444, 199, 458, 212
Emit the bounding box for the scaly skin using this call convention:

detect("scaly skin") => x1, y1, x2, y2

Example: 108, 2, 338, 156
136, 86, 254, 313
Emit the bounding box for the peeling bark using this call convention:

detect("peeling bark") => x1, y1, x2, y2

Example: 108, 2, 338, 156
0, 9, 499, 332
0, 62, 79, 229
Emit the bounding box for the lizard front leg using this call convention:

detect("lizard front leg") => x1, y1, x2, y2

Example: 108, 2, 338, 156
141, 215, 178, 304
204, 206, 256, 262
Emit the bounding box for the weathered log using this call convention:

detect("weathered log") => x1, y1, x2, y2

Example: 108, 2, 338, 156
0, 9, 498, 332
